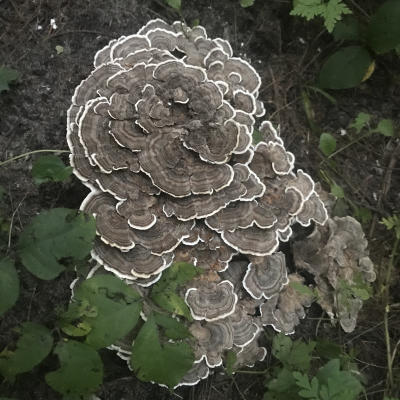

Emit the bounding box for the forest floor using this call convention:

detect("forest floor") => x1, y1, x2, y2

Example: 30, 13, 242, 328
0, 0, 399, 399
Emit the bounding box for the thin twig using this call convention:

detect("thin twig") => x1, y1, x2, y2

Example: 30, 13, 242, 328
7, 193, 28, 250
0, 149, 70, 168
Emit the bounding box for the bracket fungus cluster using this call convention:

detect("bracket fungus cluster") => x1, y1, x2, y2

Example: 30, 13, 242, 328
66, 19, 372, 387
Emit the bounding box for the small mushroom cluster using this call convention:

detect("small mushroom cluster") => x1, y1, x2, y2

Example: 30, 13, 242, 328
293, 216, 376, 332
67, 19, 330, 387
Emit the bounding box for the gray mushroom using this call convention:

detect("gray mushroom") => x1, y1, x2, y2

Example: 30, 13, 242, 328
293, 216, 375, 332
260, 273, 314, 334
66, 18, 341, 387
243, 252, 289, 299
185, 280, 238, 321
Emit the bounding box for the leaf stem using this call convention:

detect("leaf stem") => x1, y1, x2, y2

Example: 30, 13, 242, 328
0, 149, 70, 168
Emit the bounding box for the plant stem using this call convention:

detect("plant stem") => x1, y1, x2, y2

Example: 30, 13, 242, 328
0, 149, 70, 167
235, 369, 269, 375
327, 131, 371, 159
384, 236, 399, 393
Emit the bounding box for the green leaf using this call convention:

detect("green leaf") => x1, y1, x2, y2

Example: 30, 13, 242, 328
289, 281, 315, 298
130, 314, 194, 388
316, 359, 363, 400
32, 155, 72, 184
240, 0, 255, 7
45, 340, 103, 397
380, 215, 400, 239
318, 46, 373, 89
150, 262, 200, 320
253, 128, 263, 145
373, 118, 394, 137
152, 290, 192, 320
322, 0, 352, 32
61, 274, 142, 349
290, 0, 325, 21
266, 367, 300, 398
18, 208, 96, 280
319, 133, 336, 156
272, 334, 292, 364
353, 206, 372, 225
333, 16, 362, 41
272, 334, 315, 372
293, 372, 319, 398
315, 339, 342, 359
225, 350, 237, 375
367, 0, 400, 54
330, 183, 344, 199
0, 322, 53, 380
349, 112, 371, 133
165, 0, 181, 10
153, 312, 191, 340
55, 45, 64, 55
0, 66, 19, 93
291, 0, 351, 32
0, 257, 19, 316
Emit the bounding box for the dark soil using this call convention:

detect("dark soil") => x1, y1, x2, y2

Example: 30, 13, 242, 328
0, 0, 399, 399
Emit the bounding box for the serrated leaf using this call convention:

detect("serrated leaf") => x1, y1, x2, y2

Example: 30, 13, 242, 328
266, 367, 300, 398
349, 112, 371, 133
240, 0, 255, 7
319, 133, 336, 156
0, 66, 19, 93
225, 350, 237, 375
288, 341, 316, 372
0, 258, 19, 316
272, 334, 315, 372
153, 312, 191, 340
272, 334, 292, 364
330, 183, 344, 199
293, 372, 319, 398
333, 16, 361, 41
61, 274, 142, 349
374, 118, 394, 137
322, 0, 352, 32
150, 262, 200, 320
318, 46, 372, 89
316, 359, 363, 399
0, 323, 53, 380
367, 0, 400, 54
45, 340, 103, 397
32, 155, 72, 184
165, 0, 181, 10
290, 0, 325, 21
17, 208, 96, 280
130, 314, 194, 388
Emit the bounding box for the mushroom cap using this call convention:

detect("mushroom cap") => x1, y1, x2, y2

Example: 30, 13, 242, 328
260, 273, 314, 334
189, 320, 234, 367
243, 252, 289, 299
185, 280, 238, 322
